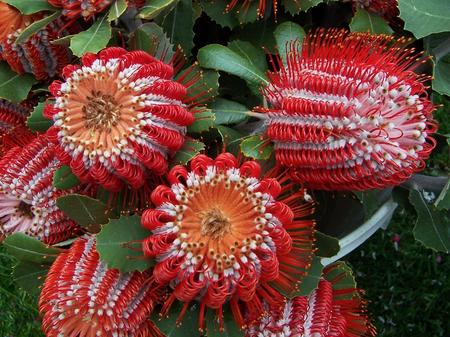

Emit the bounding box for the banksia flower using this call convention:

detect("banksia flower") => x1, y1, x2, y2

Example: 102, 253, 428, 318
261, 30, 436, 191
0, 98, 35, 155
225, 0, 277, 18
142, 152, 315, 329
44, 47, 196, 192
0, 2, 72, 80
0, 136, 80, 244
48, 0, 113, 20
245, 263, 376, 337
39, 237, 161, 337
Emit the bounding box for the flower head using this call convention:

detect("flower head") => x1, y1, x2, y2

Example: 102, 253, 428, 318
0, 3, 72, 80
142, 152, 315, 329
261, 30, 436, 191
246, 263, 376, 337
45, 47, 195, 192
39, 237, 161, 337
48, 0, 113, 20
0, 135, 81, 244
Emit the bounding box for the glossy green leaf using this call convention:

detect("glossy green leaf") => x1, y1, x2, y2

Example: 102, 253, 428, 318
435, 179, 450, 210
139, 0, 177, 19
3, 0, 56, 14
108, 0, 128, 21
0, 63, 37, 103
15, 11, 61, 45
170, 139, 205, 166
188, 110, 215, 133
201, 0, 239, 29
96, 215, 153, 273
152, 302, 201, 337
3, 233, 60, 264
198, 44, 268, 95
52, 165, 80, 190
240, 135, 273, 160
13, 261, 49, 297
315, 231, 340, 258
288, 257, 323, 297
398, 0, 450, 39
410, 188, 450, 253
161, 0, 194, 55
27, 102, 53, 132
228, 40, 267, 73
56, 194, 111, 232
217, 126, 245, 155
70, 15, 112, 57
350, 8, 393, 34
274, 21, 305, 63
130, 22, 174, 62
425, 32, 450, 97
211, 98, 249, 125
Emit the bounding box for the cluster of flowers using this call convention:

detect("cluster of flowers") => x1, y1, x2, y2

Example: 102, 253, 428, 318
0, 0, 435, 336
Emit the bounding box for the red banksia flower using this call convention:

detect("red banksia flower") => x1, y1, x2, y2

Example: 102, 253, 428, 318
0, 2, 72, 80
261, 30, 437, 191
142, 152, 315, 329
246, 264, 376, 337
40, 237, 161, 337
44, 47, 195, 192
48, 0, 113, 20
0, 136, 81, 244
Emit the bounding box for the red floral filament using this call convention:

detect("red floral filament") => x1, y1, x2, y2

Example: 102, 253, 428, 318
261, 30, 437, 190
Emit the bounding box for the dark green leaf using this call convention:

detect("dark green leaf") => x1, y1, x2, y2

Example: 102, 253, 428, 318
274, 21, 305, 63
205, 304, 243, 337
240, 135, 273, 160
354, 189, 385, 220
15, 11, 61, 45
152, 302, 202, 337
425, 32, 450, 97
56, 194, 111, 232
398, 0, 450, 39
13, 261, 48, 297
435, 179, 450, 210
52, 165, 80, 190
108, 0, 128, 21
232, 20, 277, 53
315, 231, 340, 258
299, 0, 323, 11
0, 63, 37, 103
216, 126, 245, 155
323, 261, 357, 292
410, 188, 450, 253
70, 15, 112, 57
350, 8, 393, 34
281, 0, 301, 15
161, 0, 194, 55
96, 215, 153, 272
211, 98, 249, 125
3, 233, 59, 264
175, 65, 219, 103
200, 0, 239, 29
228, 40, 267, 73
171, 139, 205, 166
188, 110, 216, 133
139, 0, 177, 19
130, 22, 174, 62
3, 0, 56, 14
288, 256, 323, 297
27, 102, 52, 132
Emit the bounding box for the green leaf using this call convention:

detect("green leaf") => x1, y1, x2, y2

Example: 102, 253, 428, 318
130, 22, 174, 63
152, 302, 202, 337
170, 139, 205, 166
3, 0, 56, 14
13, 261, 49, 297
56, 194, 111, 232
188, 110, 215, 133
108, 0, 128, 21
228, 40, 267, 73
299, 0, 323, 11
281, 0, 301, 15
200, 0, 239, 29
425, 32, 450, 97
232, 19, 277, 53
70, 15, 112, 57
3, 233, 60, 264
353, 189, 384, 220
435, 179, 450, 210
410, 188, 450, 253
216, 126, 245, 155
139, 0, 177, 19
289, 257, 323, 297
52, 165, 80, 190
349, 8, 393, 34
205, 305, 243, 337
323, 261, 357, 294
198, 44, 268, 95
161, 0, 194, 55
96, 215, 153, 273
15, 11, 61, 45
240, 135, 273, 160
0, 63, 37, 103
211, 98, 249, 125
315, 231, 340, 258
27, 102, 53, 132
175, 65, 219, 103
274, 21, 305, 63
398, 0, 450, 39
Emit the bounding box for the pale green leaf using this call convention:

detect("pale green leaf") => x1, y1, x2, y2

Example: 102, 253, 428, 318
70, 15, 112, 57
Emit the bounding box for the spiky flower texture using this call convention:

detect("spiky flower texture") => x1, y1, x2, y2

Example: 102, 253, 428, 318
39, 237, 160, 337
142, 153, 315, 329
45, 47, 195, 192
262, 30, 436, 190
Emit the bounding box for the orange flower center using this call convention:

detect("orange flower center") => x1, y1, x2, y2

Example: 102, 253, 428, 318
82, 91, 121, 131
